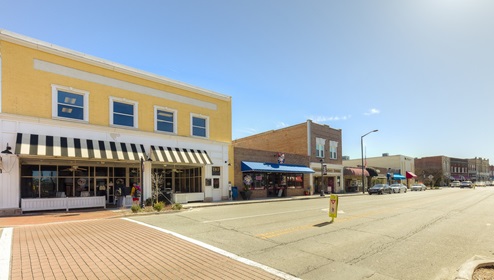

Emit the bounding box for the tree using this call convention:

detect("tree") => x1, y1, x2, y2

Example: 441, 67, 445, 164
151, 172, 164, 204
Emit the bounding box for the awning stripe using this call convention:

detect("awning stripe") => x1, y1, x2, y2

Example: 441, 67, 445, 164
151, 146, 212, 165
14, 133, 146, 161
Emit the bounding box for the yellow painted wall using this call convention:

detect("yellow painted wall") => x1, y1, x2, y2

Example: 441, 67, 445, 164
0, 39, 232, 143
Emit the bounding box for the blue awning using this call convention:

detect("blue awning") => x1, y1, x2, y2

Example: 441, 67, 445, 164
392, 173, 406, 180
241, 161, 315, 173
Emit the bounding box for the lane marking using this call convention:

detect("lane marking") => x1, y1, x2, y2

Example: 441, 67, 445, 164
202, 208, 321, 223
0, 228, 13, 280
124, 218, 301, 280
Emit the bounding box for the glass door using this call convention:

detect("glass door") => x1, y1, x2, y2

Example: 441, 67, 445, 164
95, 178, 112, 203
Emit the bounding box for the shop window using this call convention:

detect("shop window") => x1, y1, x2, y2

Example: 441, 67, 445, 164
52, 85, 89, 122
111, 97, 138, 128
155, 106, 177, 133
286, 174, 304, 188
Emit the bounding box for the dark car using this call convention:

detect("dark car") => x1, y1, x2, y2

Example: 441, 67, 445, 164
460, 181, 473, 188
368, 184, 392, 195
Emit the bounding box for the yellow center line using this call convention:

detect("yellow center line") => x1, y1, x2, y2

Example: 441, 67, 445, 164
255, 198, 441, 240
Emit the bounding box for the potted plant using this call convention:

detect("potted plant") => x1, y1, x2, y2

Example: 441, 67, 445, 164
240, 175, 253, 200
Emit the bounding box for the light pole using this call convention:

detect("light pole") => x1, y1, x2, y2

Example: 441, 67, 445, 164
361, 130, 378, 194
320, 159, 324, 196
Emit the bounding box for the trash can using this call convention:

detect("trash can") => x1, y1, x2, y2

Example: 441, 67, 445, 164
231, 186, 238, 200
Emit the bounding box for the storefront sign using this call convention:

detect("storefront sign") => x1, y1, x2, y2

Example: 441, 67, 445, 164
212, 166, 221, 176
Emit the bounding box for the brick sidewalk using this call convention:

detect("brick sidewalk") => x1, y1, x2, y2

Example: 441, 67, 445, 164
2, 214, 295, 279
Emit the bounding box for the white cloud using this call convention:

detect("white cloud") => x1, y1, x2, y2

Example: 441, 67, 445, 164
276, 122, 288, 129
364, 108, 380, 116
307, 115, 352, 124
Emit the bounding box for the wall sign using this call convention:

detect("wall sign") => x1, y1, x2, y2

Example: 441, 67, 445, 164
212, 166, 221, 176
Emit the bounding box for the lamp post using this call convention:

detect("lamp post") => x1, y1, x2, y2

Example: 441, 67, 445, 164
361, 130, 378, 194
320, 159, 324, 196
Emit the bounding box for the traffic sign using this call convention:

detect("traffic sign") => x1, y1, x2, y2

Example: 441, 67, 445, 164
329, 194, 339, 220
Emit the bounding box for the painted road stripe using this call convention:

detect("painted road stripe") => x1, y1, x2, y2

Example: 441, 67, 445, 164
202, 208, 322, 223
0, 228, 13, 280
124, 218, 301, 280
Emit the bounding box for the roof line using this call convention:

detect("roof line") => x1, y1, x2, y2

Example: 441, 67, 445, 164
0, 29, 231, 102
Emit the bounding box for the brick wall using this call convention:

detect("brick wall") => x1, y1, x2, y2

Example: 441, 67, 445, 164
233, 147, 311, 193
233, 122, 308, 155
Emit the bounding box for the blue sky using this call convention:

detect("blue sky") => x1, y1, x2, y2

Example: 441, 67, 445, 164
1, 1, 493, 161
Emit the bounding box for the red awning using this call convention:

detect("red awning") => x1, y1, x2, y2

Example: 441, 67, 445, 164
344, 167, 370, 176
406, 171, 417, 179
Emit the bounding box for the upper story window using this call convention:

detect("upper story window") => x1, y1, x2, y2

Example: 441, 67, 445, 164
155, 106, 177, 134
316, 137, 325, 158
330, 141, 338, 159
191, 114, 208, 138
52, 85, 89, 122
110, 97, 138, 128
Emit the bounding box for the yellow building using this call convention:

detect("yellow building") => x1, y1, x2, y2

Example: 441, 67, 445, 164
0, 30, 232, 215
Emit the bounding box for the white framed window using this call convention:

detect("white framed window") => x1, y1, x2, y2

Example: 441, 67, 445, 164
51, 85, 89, 122
154, 106, 177, 134
110, 97, 138, 128
191, 113, 209, 138
330, 141, 338, 159
316, 138, 325, 158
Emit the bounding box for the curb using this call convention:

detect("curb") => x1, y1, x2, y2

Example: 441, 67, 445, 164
456, 255, 494, 280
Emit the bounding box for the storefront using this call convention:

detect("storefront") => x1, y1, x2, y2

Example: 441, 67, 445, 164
149, 145, 213, 203
240, 161, 314, 199
14, 133, 147, 212
4, 132, 219, 213
343, 167, 369, 193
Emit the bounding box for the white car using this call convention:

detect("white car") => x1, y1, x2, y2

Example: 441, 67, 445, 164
390, 183, 407, 193
411, 183, 427, 191
450, 181, 461, 187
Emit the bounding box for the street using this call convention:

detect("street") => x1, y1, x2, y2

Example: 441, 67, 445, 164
133, 187, 494, 279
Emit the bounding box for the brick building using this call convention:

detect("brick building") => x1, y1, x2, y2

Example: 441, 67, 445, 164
449, 157, 469, 181
414, 156, 451, 186
233, 120, 343, 197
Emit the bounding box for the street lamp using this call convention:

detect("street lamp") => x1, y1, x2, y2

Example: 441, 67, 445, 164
361, 130, 378, 194
320, 159, 324, 196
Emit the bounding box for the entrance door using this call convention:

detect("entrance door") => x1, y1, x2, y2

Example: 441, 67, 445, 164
212, 178, 221, 201
95, 178, 112, 204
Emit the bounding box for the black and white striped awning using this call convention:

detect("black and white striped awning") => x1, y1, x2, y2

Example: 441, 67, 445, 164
15, 133, 146, 161
150, 145, 212, 165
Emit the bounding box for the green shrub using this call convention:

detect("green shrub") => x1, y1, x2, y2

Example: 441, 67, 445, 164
171, 203, 182, 210
145, 198, 153, 207
131, 204, 141, 213
153, 202, 164, 212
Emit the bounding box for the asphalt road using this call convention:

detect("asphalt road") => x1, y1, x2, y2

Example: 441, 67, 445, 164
132, 187, 494, 280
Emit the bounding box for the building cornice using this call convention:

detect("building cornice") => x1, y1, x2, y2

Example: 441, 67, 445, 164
0, 29, 231, 102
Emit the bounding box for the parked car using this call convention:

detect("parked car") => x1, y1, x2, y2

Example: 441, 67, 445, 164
411, 183, 427, 191
368, 184, 392, 195
390, 183, 407, 193
460, 181, 473, 188
474, 181, 486, 187
450, 181, 461, 187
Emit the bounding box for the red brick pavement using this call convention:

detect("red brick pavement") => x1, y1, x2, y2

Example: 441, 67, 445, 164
2, 210, 293, 280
